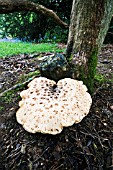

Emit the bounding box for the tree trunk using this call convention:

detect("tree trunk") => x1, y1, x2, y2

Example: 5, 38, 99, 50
66, 0, 113, 93
0, 0, 68, 28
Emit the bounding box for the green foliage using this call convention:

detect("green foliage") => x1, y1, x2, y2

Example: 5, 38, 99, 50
0, 42, 64, 58
0, 0, 72, 42
0, 12, 46, 41
38, 28, 68, 43
0, 0, 112, 43
0, 106, 4, 111
94, 74, 105, 83
94, 73, 113, 84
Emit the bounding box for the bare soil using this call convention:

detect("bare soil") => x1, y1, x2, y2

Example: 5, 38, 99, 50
0, 45, 113, 170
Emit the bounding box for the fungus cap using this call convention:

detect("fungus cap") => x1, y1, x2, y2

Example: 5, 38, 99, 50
16, 77, 92, 135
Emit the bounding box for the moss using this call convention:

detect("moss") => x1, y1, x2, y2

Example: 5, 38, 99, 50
1, 90, 15, 103
66, 39, 74, 61
87, 49, 98, 93
77, 49, 98, 94
67, 54, 73, 64
18, 70, 40, 83
1, 70, 40, 104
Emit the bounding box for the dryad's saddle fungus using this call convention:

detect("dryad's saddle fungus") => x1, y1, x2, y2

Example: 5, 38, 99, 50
16, 77, 92, 135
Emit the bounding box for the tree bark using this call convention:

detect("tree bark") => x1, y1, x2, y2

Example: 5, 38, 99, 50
0, 0, 68, 29
66, 0, 113, 93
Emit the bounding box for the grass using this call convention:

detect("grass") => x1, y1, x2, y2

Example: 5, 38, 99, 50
0, 42, 64, 58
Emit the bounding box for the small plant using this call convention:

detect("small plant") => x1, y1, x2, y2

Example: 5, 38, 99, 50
0, 106, 4, 111
94, 74, 105, 83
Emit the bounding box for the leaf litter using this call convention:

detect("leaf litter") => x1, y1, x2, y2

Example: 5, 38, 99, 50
0, 45, 113, 170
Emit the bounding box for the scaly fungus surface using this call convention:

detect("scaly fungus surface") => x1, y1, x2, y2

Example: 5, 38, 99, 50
16, 77, 92, 135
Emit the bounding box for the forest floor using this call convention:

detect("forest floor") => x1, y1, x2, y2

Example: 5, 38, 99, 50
0, 44, 113, 170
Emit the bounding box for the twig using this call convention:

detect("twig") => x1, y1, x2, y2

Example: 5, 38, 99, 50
0, 76, 36, 97
92, 84, 104, 97
108, 32, 113, 35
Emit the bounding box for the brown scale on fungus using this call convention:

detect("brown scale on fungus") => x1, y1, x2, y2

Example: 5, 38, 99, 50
16, 77, 92, 135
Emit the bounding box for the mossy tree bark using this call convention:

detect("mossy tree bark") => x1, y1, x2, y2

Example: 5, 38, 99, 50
66, 0, 113, 93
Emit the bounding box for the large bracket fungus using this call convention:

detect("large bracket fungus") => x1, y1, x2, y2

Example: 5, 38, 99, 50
16, 77, 92, 135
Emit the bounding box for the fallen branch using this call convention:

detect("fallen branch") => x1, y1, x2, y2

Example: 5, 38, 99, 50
0, 76, 36, 97
0, 0, 68, 29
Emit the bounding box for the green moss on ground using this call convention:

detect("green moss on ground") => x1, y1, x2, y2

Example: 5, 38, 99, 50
0, 70, 40, 104
1, 91, 15, 103
18, 70, 40, 83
